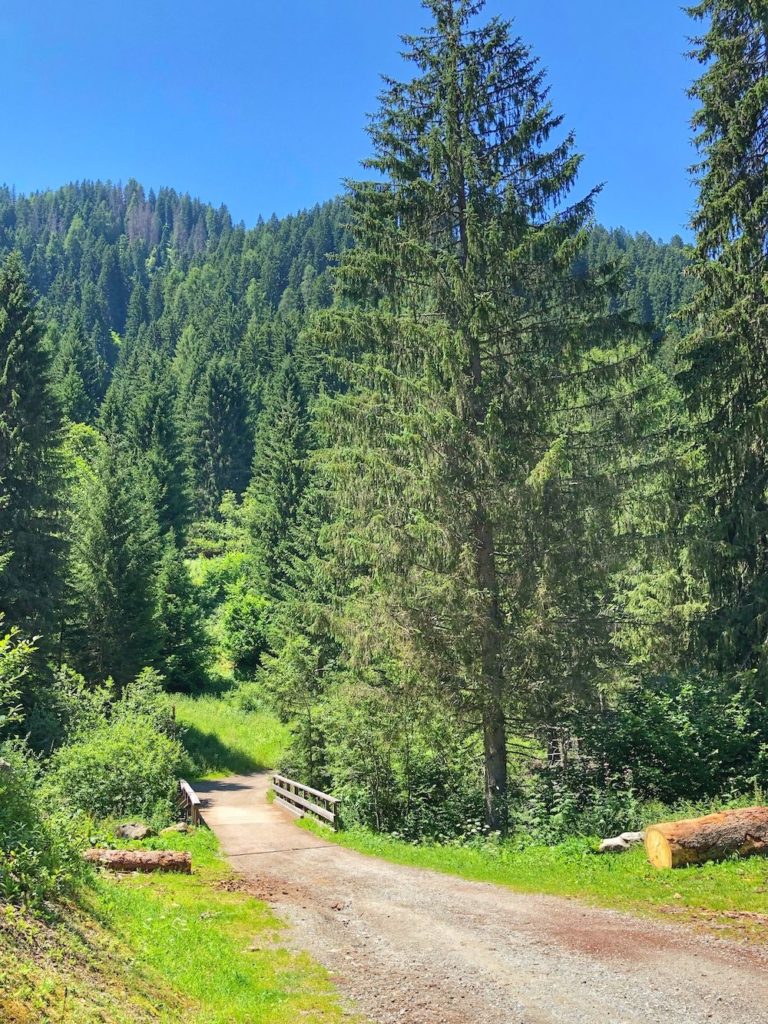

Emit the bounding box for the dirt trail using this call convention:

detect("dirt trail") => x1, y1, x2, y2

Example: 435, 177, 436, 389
195, 773, 768, 1024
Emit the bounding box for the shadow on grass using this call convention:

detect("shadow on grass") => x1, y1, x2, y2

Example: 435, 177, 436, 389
182, 724, 268, 777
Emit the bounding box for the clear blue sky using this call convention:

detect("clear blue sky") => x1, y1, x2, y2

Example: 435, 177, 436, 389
2, 1, 696, 239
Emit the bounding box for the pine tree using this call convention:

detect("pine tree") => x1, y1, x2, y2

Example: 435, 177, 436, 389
0, 253, 63, 638
66, 441, 161, 687
679, 1, 768, 673
316, 0, 640, 828
242, 359, 311, 595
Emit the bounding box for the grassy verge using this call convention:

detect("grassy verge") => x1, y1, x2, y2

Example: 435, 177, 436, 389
301, 821, 768, 942
1, 829, 355, 1023
174, 693, 289, 778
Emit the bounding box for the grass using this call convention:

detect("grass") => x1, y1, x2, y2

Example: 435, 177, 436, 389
301, 821, 768, 943
1, 828, 355, 1023
174, 692, 290, 779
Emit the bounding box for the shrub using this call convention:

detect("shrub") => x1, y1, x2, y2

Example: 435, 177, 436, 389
0, 743, 86, 906
0, 623, 35, 739
25, 664, 112, 753
221, 590, 271, 674
44, 716, 189, 823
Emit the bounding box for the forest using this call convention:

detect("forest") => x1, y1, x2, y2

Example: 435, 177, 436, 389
1, 0, 768, 1019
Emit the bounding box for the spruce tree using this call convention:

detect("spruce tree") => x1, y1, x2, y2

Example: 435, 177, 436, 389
679, 1, 768, 672
101, 330, 190, 537
242, 359, 311, 595
316, 0, 639, 828
156, 535, 210, 691
50, 313, 106, 423
66, 441, 161, 687
182, 352, 253, 516
0, 253, 63, 639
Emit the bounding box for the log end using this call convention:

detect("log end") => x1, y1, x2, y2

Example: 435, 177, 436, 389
644, 827, 673, 870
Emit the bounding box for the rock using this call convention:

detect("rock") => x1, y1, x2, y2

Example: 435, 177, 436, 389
160, 822, 190, 835
0, 759, 12, 775
115, 823, 152, 840
598, 837, 631, 854
619, 831, 646, 846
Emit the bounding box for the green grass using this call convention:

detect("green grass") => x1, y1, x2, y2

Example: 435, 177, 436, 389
302, 821, 768, 942
174, 693, 290, 778
1, 828, 355, 1023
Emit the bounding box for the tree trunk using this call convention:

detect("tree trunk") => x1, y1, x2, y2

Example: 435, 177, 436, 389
84, 849, 192, 873
645, 807, 768, 869
482, 698, 508, 832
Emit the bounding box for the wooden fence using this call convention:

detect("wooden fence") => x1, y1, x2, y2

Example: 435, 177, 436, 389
272, 773, 340, 829
179, 778, 202, 826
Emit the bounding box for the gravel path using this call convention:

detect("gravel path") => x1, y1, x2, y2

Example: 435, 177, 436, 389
195, 773, 768, 1024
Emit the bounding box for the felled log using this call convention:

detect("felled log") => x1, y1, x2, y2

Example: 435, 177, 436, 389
84, 848, 192, 874
645, 806, 768, 869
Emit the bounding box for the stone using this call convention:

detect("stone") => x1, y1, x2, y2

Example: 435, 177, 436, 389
115, 823, 152, 841
598, 837, 631, 854
160, 822, 190, 835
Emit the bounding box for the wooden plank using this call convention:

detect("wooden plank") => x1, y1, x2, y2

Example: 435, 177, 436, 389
272, 774, 340, 806
272, 782, 336, 823
274, 795, 304, 818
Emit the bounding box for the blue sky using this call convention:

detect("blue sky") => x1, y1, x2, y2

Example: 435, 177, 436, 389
2, 1, 696, 239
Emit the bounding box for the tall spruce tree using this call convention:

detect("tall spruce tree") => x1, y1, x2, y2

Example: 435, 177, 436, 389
0, 253, 63, 639
242, 358, 311, 595
316, 0, 640, 828
100, 330, 190, 537
50, 313, 106, 424
66, 441, 161, 687
679, 1, 768, 674
156, 534, 210, 691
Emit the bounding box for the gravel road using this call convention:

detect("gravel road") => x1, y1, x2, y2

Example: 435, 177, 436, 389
195, 773, 768, 1024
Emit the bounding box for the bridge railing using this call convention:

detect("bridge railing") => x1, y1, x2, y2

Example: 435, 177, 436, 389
179, 778, 202, 825
272, 773, 340, 830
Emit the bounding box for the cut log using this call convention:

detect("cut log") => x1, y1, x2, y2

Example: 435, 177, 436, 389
645, 806, 768, 869
84, 849, 192, 874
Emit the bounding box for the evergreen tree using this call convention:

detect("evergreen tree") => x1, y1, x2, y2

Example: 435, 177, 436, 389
101, 330, 190, 536
156, 535, 210, 691
242, 359, 311, 595
66, 441, 161, 687
50, 313, 106, 423
0, 253, 63, 639
679, 1, 768, 673
183, 352, 253, 516
316, 0, 640, 828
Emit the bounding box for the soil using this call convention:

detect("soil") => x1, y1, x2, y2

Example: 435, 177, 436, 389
195, 773, 768, 1024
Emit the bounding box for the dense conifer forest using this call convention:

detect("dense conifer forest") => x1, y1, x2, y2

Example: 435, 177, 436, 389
2, 0, 767, 966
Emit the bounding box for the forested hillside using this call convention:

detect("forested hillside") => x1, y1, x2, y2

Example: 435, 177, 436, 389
2, 0, 766, 887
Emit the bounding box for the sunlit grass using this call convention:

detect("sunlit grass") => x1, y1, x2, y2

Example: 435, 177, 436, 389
87, 828, 353, 1024
173, 694, 290, 779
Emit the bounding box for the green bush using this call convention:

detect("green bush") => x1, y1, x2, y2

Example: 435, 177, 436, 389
221, 590, 271, 674
44, 716, 189, 823
0, 743, 86, 906
188, 551, 249, 614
